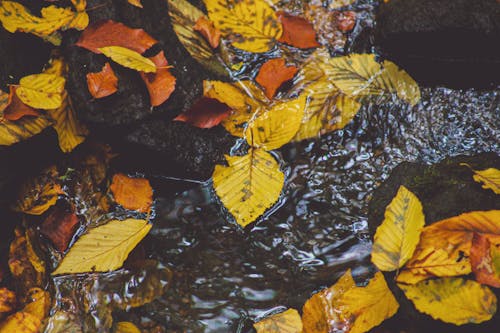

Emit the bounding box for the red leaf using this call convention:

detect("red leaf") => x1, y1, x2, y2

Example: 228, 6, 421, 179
278, 12, 320, 49
140, 51, 176, 107
174, 97, 230, 128
255, 58, 298, 99
470, 233, 500, 288
193, 16, 221, 49
3, 86, 40, 121
76, 20, 158, 54
86, 62, 118, 99
337, 11, 357, 32
40, 202, 80, 252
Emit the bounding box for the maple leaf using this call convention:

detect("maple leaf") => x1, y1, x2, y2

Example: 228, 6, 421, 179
174, 97, 230, 128
278, 12, 320, 49
86, 62, 119, 99
256, 58, 298, 99
140, 51, 176, 107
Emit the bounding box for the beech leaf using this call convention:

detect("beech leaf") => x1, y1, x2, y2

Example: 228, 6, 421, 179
174, 97, 230, 128
194, 16, 221, 49
254, 309, 303, 333
0, 114, 52, 146
16, 73, 65, 110
98, 46, 157, 73
461, 163, 500, 194
140, 51, 176, 106
3, 86, 40, 121
277, 12, 320, 49
86, 62, 119, 99
110, 174, 153, 213
115, 321, 141, 333
256, 58, 298, 99
40, 202, 80, 252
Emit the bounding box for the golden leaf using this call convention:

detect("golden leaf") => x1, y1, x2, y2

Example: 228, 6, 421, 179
71, 0, 87, 12
16, 73, 66, 109
23, 288, 51, 321
67, 11, 89, 30
212, 149, 284, 227
127, 0, 143, 8
461, 163, 500, 195
0, 89, 9, 116
372, 186, 425, 271
0, 288, 16, 313
99, 46, 157, 73
0, 115, 52, 146
399, 277, 497, 325
52, 219, 152, 275
115, 321, 141, 333
205, 0, 283, 52
0, 311, 41, 333
254, 309, 303, 333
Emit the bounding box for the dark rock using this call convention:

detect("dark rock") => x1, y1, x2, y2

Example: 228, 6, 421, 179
376, 0, 500, 88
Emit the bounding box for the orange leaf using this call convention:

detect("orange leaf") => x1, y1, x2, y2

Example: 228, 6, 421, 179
76, 20, 157, 54
470, 233, 500, 288
0, 287, 16, 313
3, 86, 40, 121
174, 97, 230, 128
140, 51, 176, 107
256, 58, 298, 99
86, 62, 118, 99
193, 16, 221, 49
110, 173, 153, 213
40, 202, 80, 252
278, 12, 320, 49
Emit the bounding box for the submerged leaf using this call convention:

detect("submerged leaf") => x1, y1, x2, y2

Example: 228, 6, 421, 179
254, 309, 303, 333
86, 62, 118, 99
278, 12, 320, 49
16, 73, 66, 110
110, 174, 153, 213
140, 51, 176, 106
98, 46, 157, 73
256, 58, 298, 99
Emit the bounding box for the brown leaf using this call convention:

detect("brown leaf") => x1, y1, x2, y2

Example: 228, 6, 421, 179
75, 20, 157, 54
256, 58, 298, 99
174, 97, 230, 128
278, 12, 320, 49
193, 16, 220, 49
86, 62, 118, 99
140, 51, 176, 107
0, 288, 16, 313
40, 201, 80, 252
3, 86, 40, 121
110, 173, 153, 213
470, 233, 500, 288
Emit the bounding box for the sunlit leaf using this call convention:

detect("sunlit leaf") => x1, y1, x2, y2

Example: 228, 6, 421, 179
256, 58, 298, 99
212, 149, 284, 227
461, 163, 500, 195
86, 62, 118, 99
139, 51, 176, 106
0, 114, 52, 146
52, 219, 152, 275
372, 186, 425, 271
16, 73, 66, 110
0, 288, 16, 313
0, 311, 41, 333
115, 321, 141, 333
98, 46, 157, 73
110, 174, 153, 213
399, 277, 497, 325
470, 233, 500, 287
205, 0, 283, 52
254, 309, 303, 333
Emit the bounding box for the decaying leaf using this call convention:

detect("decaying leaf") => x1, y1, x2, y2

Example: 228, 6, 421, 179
115, 321, 141, 333
399, 277, 497, 325
194, 16, 221, 49
0, 114, 52, 146
2, 86, 40, 121
372, 186, 425, 271
140, 51, 176, 107
16, 73, 66, 110
0, 311, 41, 333
470, 233, 500, 287
127, 0, 143, 8
98, 46, 157, 73
205, 0, 283, 52
254, 309, 303, 333
277, 12, 320, 49
110, 174, 153, 213
174, 97, 230, 128
0, 288, 16, 313
212, 149, 284, 227
461, 163, 500, 195
256, 58, 298, 99
86, 62, 119, 99
40, 202, 80, 252
52, 219, 152, 275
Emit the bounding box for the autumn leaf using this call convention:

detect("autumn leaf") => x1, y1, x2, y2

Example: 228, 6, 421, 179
76, 20, 158, 54
371, 186, 425, 271
40, 202, 80, 252
127, 0, 143, 8
98, 46, 157, 73
205, 0, 283, 52
256, 58, 298, 99
470, 233, 500, 287
0, 89, 9, 116
16, 73, 66, 110
2, 86, 40, 121
23, 288, 51, 321
277, 12, 320, 49
399, 277, 497, 325
52, 219, 152, 275
140, 51, 176, 107
194, 16, 221, 49
461, 163, 500, 194
115, 321, 141, 333
0, 114, 52, 146
0, 288, 16, 313
212, 149, 284, 227
254, 309, 303, 333
110, 174, 153, 213
86, 62, 119, 99
174, 97, 230, 128
0, 311, 41, 333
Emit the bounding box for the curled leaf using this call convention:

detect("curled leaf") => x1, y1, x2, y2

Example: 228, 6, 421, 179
256, 58, 298, 99
194, 16, 220, 49
86, 62, 118, 99
174, 97, 230, 128
110, 174, 153, 213
16, 73, 66, 110
278, 12, 320, 49
98, 46, 157, 73
3, 86, 40, 121
140, 51, 176, 106
254, 309, 303, 333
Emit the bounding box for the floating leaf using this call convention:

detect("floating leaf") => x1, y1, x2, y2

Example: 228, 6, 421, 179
0, 114, 52, 146
174, 97, 230, 128
98, 46, 157, 73
256, 58, 298, 99
16, 73, 65, 110
372, 186, 425, 271
205, 0, 283, 52
115, 321, 141, 333
52, 219, 152, 275
461, 163, 500, 195
140, 51, 176, 106
127, 0, 143, 8
0, 288, 16, 313
212, 149, 284, 227
0, 311, 41, 333
3, 86, 40, 121
277, 12, 320, 49
86, 62, 118, 99
399, 277, 497, 325
110, 174, 153, 213
40, 202, 80, 252
194, 16, 221, 49
470, 233, 500, 287
254, 309, 303, 333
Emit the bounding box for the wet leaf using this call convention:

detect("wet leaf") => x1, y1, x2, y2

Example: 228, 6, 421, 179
0, 288, 16, 313
40, 202, 80, 252
110, 174, 153, 213
205, 0, 283, 52
0, 114, 52, 146
277, 12, 320, 49
2, 86, 40, 121
16, 73, 66, 110
44, 310, 83, 333
372, 186, 425, 271
140, 51, 176, 106
115, 321, 141, 333
461, 163, 500, 195
213, 149, 284, 227
256, 58, 298, 99
194, 16, 221, 49
86, 62, 118, 99
23, 288, 51, 321
76, 20, 157, 54
174, 97, 230, 128
127, 0, 143, 8
470, 233, 500, 287
0, 311, 41, 333
399, 277, 497, 325
98, 46, 157, 73
254, 309, 303, 333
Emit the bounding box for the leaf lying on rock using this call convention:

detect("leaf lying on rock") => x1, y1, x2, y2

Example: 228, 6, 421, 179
194, 16, 221, 49
277, 12, 320, 49
0, 114, 52, 146
98, 46, 157, 73
140, 51, 176, 106
2, 86, 40, 121
86, 62, 119, 99
110, 174, 153, 213
461, 163, 500, 195
174, 97, 230, 128
256, 58, 298, 99
16, 73, 65, 110
254, 309, 303, 333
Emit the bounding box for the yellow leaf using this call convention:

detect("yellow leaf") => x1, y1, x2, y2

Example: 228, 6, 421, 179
0, 288, 16, 313
205, 0, 283, 52
71, 0, 87, 12
127, 0, 143, 8
16, 73, 66, 109
23, 288, 51, 321
246, 95, 306, 150
461, 163, 500, 195
67, 11, 89, 30
399, 277, 497, 325
98, 46, 157, 73
52, 219, 152, 275
212, 149, 284, 227
302, 269, 356, 333
0, 89, 9, 116
372, 186, 425, 271
0, 114, 52, 146
254, 309, 303, 333
0, 311, 41, 333
115, 321, 141, 333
